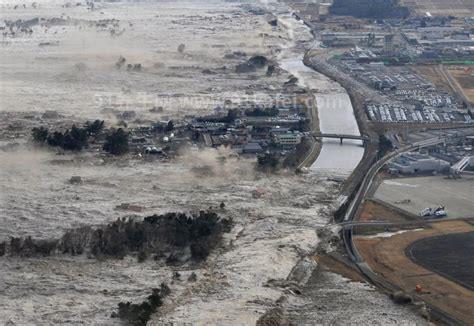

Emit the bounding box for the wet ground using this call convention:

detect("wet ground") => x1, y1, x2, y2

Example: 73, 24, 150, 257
0, 0, 291, 120
287, 267, 428, 325
0, 0, 428, 324
0, 145, 343, 324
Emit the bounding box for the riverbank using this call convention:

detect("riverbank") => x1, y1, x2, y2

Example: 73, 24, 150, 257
297, 99, 322, 169
276, 21, 365, 176
0, 1, 427, 324
303, 53, 379, 196
258, 1, 428, 324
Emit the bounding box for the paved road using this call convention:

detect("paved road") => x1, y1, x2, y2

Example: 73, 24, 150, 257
341, 129, 474, 324
339, 217, 473, 228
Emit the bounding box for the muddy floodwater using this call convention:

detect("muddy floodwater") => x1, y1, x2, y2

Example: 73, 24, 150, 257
1, 0, 425, 324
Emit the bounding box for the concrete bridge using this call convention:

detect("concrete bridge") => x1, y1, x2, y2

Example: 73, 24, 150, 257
312, 132, 370, 144
451, 156, 474, 176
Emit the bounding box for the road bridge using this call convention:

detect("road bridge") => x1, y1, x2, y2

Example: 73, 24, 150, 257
312, 132, 370, 144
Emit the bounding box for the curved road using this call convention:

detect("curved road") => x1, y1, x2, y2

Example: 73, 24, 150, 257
342, 129, 474, 324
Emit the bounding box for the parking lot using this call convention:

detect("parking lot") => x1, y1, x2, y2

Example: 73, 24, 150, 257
366, 103, 471, 123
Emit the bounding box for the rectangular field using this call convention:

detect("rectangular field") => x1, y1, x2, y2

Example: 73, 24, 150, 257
448, 69, 474, 103
402, 0, 474, 16
374, 175, 474, 219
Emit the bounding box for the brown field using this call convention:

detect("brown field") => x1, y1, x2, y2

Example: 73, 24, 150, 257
414, 66, 452, 92
316, 254, 366, 283
355, 220, 474, 324
402, 0, 474, 17
415, 65, 474, 103
358, 199, 417, 222
448, 68, 474, 103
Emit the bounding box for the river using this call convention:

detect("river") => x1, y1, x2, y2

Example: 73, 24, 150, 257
276, 11, 364, 176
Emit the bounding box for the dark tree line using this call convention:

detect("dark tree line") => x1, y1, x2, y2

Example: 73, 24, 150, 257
330, 0, 409, 19
31, 120, 129, 155
84, 119, 105, 137
32, 120, 104, 151
244, 107, 278, 117
283, 136, 312, 168
195, 109, 240, 124
112, 283, 171, 326
1, 210, 232, 263
103, 128, 129, 155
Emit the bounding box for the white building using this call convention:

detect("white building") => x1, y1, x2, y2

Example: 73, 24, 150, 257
273, 131, 302, 148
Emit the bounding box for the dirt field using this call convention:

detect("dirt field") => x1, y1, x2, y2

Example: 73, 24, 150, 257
414, 66, 454, 93
355, 220, 474, 324
448, 68, 474, 103
316, 253, 365, 283
358, 199, 417, 223
414, 65, 474, 104
402, 0, 474, 16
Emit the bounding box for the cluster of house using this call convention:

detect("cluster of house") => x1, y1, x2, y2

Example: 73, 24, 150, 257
189, 108, 307, 155
127, 104, 308, 157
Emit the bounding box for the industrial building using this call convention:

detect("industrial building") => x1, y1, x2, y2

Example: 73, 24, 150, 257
388, 152, 450, 174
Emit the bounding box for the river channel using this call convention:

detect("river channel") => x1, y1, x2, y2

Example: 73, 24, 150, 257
276, 11, 364, 176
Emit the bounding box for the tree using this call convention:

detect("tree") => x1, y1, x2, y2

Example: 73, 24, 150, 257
114, 284, 170, 326
47, 131, 65, 147
62, 125, 88, 151
42, 125, 88, 151
165, 120, 174, 132
103, 128, 129, 155
378, 134, 393, 157
257, 153, 280, 171
32, 126, 49, 143
283, 136, 311, 168
296, 118, 311, 132
84, 120, 105, 137
245, 107, 278, 117
226, 109, 239, 122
